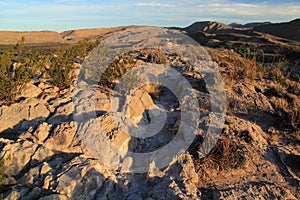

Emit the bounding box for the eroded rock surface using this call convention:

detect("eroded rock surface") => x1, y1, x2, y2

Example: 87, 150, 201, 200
0, 43, 299, 200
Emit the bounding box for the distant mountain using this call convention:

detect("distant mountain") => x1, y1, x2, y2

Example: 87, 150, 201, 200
1, 19, 299, 49
0, 26, 136, 45
229, 22, 271, 29
253, 19, 300, 42
184, 19, 300, 44
184, 21, 234, 35
60, 26, 133, 42
0, 31, 63, 45
182, 19, 300, 62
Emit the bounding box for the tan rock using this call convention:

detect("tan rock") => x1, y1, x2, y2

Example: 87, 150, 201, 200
167, 153, 198, 184
20, 80, 43, 98
56, 165, 107, 199
95, 91, 111, 112
2, 140, 38, 176
44, 122, 80, 153
38, 82, 52, 90
48, 101, 73, 125
128, 89, 154, 124
0, 98, 50, 134
30, 146, 54, 166
39, 194, 68, 200
4, 188, 29, 200
40, 162, 52, 174
33, 122, 52, 143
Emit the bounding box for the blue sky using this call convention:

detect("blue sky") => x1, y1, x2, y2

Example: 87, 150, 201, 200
0, 0, 299, 32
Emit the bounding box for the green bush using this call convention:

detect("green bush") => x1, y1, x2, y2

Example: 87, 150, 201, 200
46, 48, 74, 89
0, 38, 101, 103
140, 48, 167, 64
99, 54, 137, 87
0, 50, 35, 104
46, 39, 101, 89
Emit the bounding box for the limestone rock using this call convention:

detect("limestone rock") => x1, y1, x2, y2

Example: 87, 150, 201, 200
2, 140, 38, 176
39, 194, 68, 200
33, 122, 52, 143
128, 89, 154, 124
4, 188, 29, 200
167, 153, 198, 184
231, 83, 274, 114
0, 98, 50, 135
40, 162, 52, 174
30, 146, 54, 166
48, 101, 73, 125
20, 80, 43, 98
44, 122, 80, 153
95, 90, 111, 112
56, 165, 107, 199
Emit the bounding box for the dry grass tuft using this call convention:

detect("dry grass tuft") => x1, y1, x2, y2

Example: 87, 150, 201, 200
194, 136, 246, 174
140, 48, 168, 64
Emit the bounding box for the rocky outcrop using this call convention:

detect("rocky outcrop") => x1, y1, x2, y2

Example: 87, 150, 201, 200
0, 98, 50, 138
0, 44, 299, 199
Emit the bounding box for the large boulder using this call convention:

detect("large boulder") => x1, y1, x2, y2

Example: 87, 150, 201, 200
0, 98, 50, 137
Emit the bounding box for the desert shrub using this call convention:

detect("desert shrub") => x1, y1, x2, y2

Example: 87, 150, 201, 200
13, 36, 25, 62
237, 47, 251, 55
45, 48, 74, 89
0, 51, 14, 102
45, 39, 101, 88
0, 38, 101, 102
194, 136, 246, 173
68, 39, 101, 62
0, 154, 11, 185
270, 96, 289, 114
270, 65, 286, 85
206, 48, 260, 86
286, 80, 300, 96
270, 94, 300, 131
0, 157, 5, 186
99, 54, 137, 87
0, 45, 38, 103
140, 48, 167, 64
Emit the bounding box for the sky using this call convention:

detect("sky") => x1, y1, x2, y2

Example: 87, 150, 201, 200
0, 0, 299, 32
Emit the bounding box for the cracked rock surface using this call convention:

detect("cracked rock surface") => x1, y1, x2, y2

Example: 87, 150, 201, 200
1, 48, 300, 200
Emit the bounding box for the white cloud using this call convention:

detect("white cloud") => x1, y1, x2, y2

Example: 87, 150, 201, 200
193, 1, 300, 19
0, 0, 299, 31
135, 2, 174, 7
201, 3, 260, 8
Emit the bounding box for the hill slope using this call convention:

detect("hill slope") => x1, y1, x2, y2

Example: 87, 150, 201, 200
253, 19, 300, 42
0, 31, 64, 45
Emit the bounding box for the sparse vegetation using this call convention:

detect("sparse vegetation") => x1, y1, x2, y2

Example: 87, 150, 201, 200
0, 38, 101, 103
207, 48, 261, 85
207, 47, 300, 134
0, 21, 300, 199
99, 54, 137, 87
0, 38, 40, 104
45, 48, 74, 89
194, 135, 246, 174
98, 48, 167, 89
140, 48, 168, 64
0, 154, 11, 185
